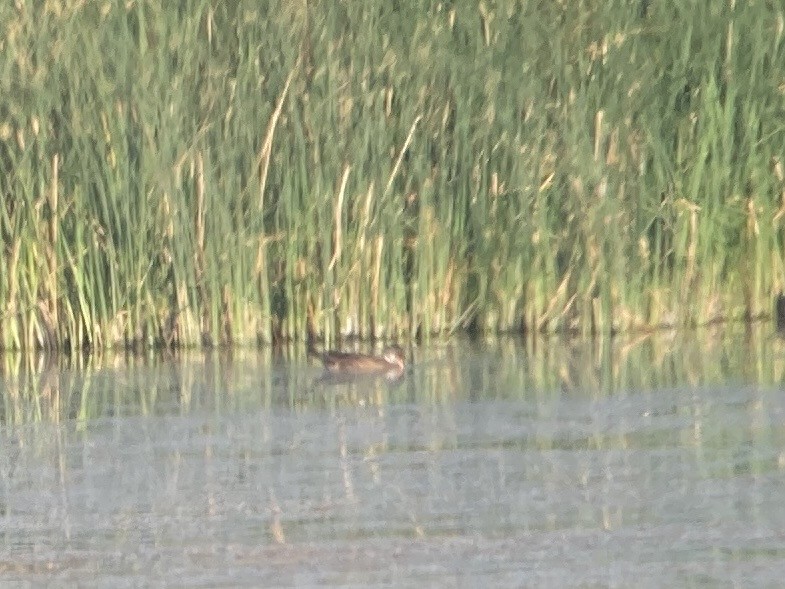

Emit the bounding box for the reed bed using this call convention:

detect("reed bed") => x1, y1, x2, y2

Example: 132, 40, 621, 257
0, 0, 784, 351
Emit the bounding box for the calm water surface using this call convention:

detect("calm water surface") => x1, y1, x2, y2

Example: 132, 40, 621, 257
2, 329, 785, 587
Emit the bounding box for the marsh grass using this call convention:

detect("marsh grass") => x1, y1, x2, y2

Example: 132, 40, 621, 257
0, 0, 784, 351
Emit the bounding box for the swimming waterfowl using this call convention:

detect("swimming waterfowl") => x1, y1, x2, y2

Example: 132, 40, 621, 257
308, 345, 406, 377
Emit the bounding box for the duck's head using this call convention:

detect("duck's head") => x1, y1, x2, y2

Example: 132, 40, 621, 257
382, 346, 406, 370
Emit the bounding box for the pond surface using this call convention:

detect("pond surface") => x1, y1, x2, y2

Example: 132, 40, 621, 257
2, 328, 785, 587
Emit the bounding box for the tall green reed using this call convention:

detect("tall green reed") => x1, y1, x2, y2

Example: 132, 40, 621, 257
0, 0, 783, 351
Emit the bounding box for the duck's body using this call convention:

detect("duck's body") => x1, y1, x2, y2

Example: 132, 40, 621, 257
309, 346, 406, 378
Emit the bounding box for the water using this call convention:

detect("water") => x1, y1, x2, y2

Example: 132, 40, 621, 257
2, 328, 785, 587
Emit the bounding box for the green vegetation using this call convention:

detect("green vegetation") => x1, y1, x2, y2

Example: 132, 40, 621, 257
1, 0, 784, 351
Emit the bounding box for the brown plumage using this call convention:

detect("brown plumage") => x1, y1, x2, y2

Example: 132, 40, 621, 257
308, 345, 406, 377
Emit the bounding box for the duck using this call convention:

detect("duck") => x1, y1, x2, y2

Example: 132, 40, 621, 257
308, 345, 406, 378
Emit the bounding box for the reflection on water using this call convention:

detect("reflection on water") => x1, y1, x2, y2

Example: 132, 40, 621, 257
3, 325, 785, 422
2, 326, 785, 586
